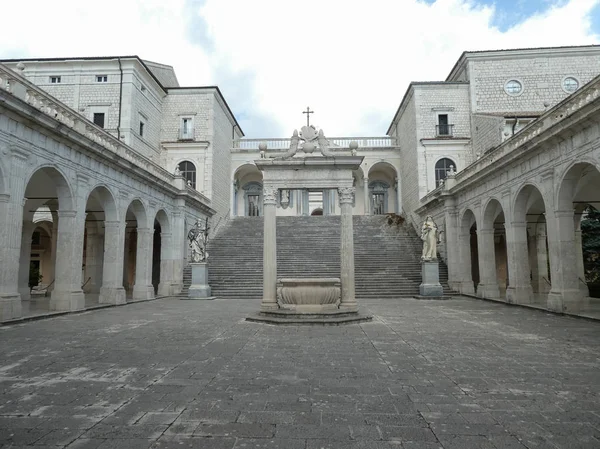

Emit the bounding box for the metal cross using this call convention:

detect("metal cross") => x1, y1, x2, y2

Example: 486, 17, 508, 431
302, 106, 314, 126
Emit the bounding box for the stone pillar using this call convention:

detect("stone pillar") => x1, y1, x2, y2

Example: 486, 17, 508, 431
50, 210, 86, 311
395, 177, 402, 214
547, 210, 585, 313
457, 230, 475, 294
0, 193, 22, 321
18, 221, 35, 301
158, 232, 174, 296
476, 228, 500, 299
170, 206, 185, 294
132, 227, 154, 300
99, 220, 126, 304
47, 215, 58, 292
532, 223, 550, 294
261, 187, 278, 310
574, 228, 589, 296
84, 224, 103, 294
363, 177, 370, 215
505, 221, 534, 305
231, 181, 237, 217
443, 205, 461, 292
338, 187, 358, 311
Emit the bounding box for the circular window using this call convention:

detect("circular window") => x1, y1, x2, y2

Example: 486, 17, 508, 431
505, 80, 523, 96
563, 77, 579, 93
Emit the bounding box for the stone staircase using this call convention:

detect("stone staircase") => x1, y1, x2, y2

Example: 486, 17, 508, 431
195, 215, 452, 299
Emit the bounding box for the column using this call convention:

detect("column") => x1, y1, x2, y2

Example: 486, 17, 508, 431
50, 210, 86, 311
84, 224, 103, 294
158, 232, 174, 296
132, 227, 154, 300
363, 177, 370, 215
505, 221, 534, 305
261, 187, 278, 310
170, 205, 185, 294
47, 215, 58, 292
395, 177, 402, 214
99, 220, 126, 304
443, 205, 461, 291
476, 228, 500, 299
0, 193, 22, 321
546, 210, 585, 313
457, 230, 475, 295
231, 180, 237, 217
532, 223, 550, 294
18, 221, 35, 301
574, 228, 589, 296
338, 187, 358, 311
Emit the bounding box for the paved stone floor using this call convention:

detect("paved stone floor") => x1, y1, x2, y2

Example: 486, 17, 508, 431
1, 297, 600, 449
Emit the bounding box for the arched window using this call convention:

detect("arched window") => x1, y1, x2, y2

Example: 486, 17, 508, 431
178, 161, 196, 189
435, 158, 456, 187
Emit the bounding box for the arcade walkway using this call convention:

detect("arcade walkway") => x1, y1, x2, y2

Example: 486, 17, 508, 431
1, 297, 599, 449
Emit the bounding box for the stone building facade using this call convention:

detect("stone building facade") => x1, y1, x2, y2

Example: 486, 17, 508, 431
2, 44, 600, 321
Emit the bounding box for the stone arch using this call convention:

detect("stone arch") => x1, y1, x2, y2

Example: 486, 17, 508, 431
234, 163, 263, 217
458, 208, 479, 294
153, 209, 172, 296
367, 161, 398, 214
123, 198, 153, 299
480, 198, 508, 298
21, 165, 83, 311
24, 165, 74, 212
86, 185, 120, 300
510, 183, 548, 304
553, 162, 600, 305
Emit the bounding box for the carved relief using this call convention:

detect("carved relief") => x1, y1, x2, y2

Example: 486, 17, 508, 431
338, 187, 355, 205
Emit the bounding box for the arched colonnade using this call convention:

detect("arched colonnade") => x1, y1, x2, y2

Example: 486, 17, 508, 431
448, 161, 600, 313
0, 161, 179, 321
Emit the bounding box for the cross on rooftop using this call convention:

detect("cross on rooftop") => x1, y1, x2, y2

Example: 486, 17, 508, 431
303, 106, 314, 127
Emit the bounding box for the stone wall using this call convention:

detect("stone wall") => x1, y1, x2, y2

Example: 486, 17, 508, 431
414, 83, 471, 140
160, 90, 212, 143
395, 91, 419, 227
468, 53, 600, 114
471, 114, 504, 156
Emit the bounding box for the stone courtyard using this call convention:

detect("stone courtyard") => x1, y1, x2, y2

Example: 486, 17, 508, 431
1, 298, 599, 449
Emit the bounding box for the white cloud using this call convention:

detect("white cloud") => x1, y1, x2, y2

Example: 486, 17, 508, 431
1, 0, 599, 137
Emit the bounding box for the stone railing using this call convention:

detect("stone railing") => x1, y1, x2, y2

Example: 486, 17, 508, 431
0, 64, 196, 198
233, 136, 397, 150
452, 76, 600, 187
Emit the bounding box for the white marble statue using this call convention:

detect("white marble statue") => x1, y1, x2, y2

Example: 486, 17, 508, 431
421, 215, 439, 261
188, 218, 210, 263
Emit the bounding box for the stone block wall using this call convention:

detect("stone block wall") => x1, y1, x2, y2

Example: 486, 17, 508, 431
471, 114, 504, 156
414, 83, 471, 140
160, 90, 212, 143
210, 94, 238, 230
469, 54, 600, 114
395, 92, 419, 227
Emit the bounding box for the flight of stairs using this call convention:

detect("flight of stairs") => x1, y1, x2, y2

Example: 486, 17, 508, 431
188, 215, 452, 299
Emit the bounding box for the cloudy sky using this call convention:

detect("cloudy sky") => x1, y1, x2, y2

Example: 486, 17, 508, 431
1, 0, 599, 137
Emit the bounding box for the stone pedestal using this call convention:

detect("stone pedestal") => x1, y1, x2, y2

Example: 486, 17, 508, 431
187, 262, 213, 299
417, 261, 444, 298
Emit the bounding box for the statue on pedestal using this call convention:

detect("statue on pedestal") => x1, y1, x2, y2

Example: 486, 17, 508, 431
420, 215, 439, 261
188, 217, 210, 263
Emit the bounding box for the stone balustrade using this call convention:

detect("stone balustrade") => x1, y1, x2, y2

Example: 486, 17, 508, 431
232, 136, 397, 151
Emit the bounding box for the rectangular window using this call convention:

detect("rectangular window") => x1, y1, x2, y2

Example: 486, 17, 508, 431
180, 117, 194, 140
437, 114, 450, 136
93, 113, 105, 128
96, 75, 108, 83
139, 121, 145, 137
50, 76, 61, 84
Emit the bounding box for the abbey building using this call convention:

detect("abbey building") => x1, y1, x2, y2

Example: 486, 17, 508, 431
1, 44, 599, 322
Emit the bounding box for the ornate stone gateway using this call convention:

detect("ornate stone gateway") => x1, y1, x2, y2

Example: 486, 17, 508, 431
246, 125, 372, 325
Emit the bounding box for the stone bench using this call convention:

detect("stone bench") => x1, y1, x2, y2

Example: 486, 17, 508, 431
276, 278, 341, 312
